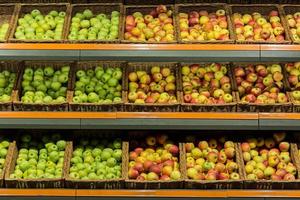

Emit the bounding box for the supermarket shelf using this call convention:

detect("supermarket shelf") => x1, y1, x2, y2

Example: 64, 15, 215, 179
0, 44, 259, 62
260, 45, 300, 62
0, 44, 300, 62
0, 189, 300, 199
1, 111, 300, 130
0, 112, 258, 130
259, 113, 300, 130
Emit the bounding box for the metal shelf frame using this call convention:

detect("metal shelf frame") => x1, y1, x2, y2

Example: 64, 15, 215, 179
0, 44, 299, 62
0, 189, 299, 199
0, 112, 299, 130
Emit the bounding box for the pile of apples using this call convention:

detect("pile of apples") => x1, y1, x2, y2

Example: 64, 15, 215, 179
14, 9, 66, 40
68, 9, 120, 41
0, 69, 16, 103
285, 11, 300, 42
125, 5, 175, 42
69, 138, 122, 180
179, 9, 230, 41
242, 132, 297, 181
128, 134, 181, 181
185, 137, 240, 180
21, 65, 70, 104
285, 62, 300, 103
233, 10, 286, 42
234, 64, 288, 104
127, 66, 177, 104
182, 63, 233, 104
0, 139, 9, 175
10, 134, 66, 179
73, 66, 122, 104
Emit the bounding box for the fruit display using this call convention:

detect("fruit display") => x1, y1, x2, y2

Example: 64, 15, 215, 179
234, 63, 288, 104
68, 8, 120, 41
285, 9, 300, 42
181, 63, 234, 105
72, 65, 123, 104
20, 64, 70, 104
124, 5, 175, 42
127, 134, 181, 183
185, 137, 240, 182
178, 6, 231, 42
231, 8, 286, 42
13, 8, 66, 41
68, 138, 123, 181
127, 65, 177, 104
241, 132, 298, 181
9, 134, 67, 179
0, 69, 16, 103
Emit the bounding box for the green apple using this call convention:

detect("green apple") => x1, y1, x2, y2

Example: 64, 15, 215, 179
83, 9, 93, 19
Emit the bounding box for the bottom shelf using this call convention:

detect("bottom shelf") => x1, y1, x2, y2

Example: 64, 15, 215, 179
1, 189, 300, 199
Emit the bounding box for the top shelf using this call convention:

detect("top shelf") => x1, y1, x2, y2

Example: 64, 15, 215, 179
0, 44, 300, 62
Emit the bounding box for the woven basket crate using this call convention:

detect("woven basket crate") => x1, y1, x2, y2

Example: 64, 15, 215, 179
281, 5, 300, 44
175, 4, 234, 44
124, 137, 185, 189
124, 62, 180, 112
124, 0, 174, 4
175, 0, 226, 3
0, 0, 19, 2
0, 61, 23, 111
184, 140, 244, 189
282, 63, 295, 91
65, 133, 127, 189
122, 5, 177, 44
13, 61, 74, 112
72, 0, 88, 2
231, 62, 292, 113
5, 140, 72, 188
180, 92, 237, 112
9, 3, 70, 43
68, 61, 126, 112
241, 138, 300, 189
21, 0, 70, 2
0, 4, 19, 43
228, 0, 249, 3
65, 3, 123, 43
179, 62, 237, 112
247, 0, 279, 3
0, 140, 16, 188
288, 92, 300, 113
228, 4, 291, 44
236, 94, 292, 112
89, 0, 123, 3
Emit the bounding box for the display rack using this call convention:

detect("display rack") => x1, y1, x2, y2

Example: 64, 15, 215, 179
0, 43, 299, 61
1, 189, 300, 199
1, 41, 300, 199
